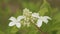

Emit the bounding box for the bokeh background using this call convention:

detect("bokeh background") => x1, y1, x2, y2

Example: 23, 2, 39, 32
0, 0, 60, 34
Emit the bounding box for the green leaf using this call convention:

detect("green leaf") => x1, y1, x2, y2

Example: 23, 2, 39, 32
49, 12, 60, 31
39, 0, 51, 16
7, 26, 18, 34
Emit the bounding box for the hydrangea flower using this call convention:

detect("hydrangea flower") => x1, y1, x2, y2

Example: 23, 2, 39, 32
22, 8, 32, 27
9, 16, 25, 28
9, 8, 51, 28
32, 13, 51, 27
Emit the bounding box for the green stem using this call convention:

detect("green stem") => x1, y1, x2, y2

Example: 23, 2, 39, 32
31, 20, 48, 34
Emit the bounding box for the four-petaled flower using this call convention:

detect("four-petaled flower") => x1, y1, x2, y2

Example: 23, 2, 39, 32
36, 16, 51, 27
9, 16, 25, 28
32, 13, 51, 27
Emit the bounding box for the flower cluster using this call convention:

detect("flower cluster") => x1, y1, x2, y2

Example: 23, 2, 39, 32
9, 8, 51, 28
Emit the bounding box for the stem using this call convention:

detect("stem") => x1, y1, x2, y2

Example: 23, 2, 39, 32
31, 22, 43, 34
31, 20, 48, 34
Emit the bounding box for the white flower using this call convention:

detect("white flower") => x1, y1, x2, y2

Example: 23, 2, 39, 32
9, 16, 25, 28
36, 19, 42, 27
31, 13, 40, 22
31, 13, 51, 27
22, 8, 32, 27
23, 8, 32, 16
36, 16, 51, 27
32, 13, 40, 18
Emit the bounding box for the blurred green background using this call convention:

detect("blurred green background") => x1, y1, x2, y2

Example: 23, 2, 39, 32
0, 0, 60, 34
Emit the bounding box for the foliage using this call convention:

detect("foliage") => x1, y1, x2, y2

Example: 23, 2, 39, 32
0, 0, 60, 34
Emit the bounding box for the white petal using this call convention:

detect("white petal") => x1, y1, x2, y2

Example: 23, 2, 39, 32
42, 16, 51, 24
17, 16, 25, 21
43, 16, 51, 20
32, 13, 40, 18
36, 19, 42, 27
9, 17, 17, 22
9, 22, 15, 26
42, 19, 48, 24
16, 23, 21, 28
